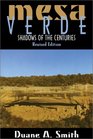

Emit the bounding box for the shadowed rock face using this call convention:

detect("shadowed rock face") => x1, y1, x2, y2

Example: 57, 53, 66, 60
0, 84, 92, 127
4, 97, 83, 121
4, 97, 79, 107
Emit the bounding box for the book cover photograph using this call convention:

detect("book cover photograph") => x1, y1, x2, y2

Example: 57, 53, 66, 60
0, 0, 92, 139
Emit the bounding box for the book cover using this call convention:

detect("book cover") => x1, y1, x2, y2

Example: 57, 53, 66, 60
0, 0, 92, 139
